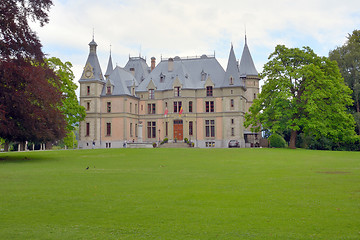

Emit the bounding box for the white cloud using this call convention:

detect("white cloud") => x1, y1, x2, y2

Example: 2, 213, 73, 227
31, 0, 360, 92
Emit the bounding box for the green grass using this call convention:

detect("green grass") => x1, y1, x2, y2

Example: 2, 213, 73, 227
0, 148, 359, 239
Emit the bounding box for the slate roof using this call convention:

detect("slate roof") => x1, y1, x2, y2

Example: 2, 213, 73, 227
79, 39, 105, 83
239, 37, 258, 77
104, 53, 113, 78
101, 66, 139, 96
136, 55, 225, 92
123, 57, 150, 83
222, 45, 246, 89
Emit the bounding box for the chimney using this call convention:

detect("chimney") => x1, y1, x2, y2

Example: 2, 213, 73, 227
151, 57, 156, 71
168, 58, 174, 72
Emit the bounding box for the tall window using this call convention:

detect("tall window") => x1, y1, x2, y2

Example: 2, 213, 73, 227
174, 87, 181, 97
205, 120, 215, 137
206, 86, 213, 96
106, 123, 111, 136
231, 127, 235, 136
231, 118, 234, 124
148, 103, 156, 114
189, 101, 193, 113
130, 102, 132, 113
149, 89, 154, 99
87, 86, 90, 95
107, 102, 111, 113
86, 122, 90, 136
230, 99, 234, 108
107, 86, 111, 94
86, 102, 90, 111
189, 121, 193, 136
174, 101, 182, 112
254, 93, 256, 100
205, 101, 214, 112
130, 123, 133, 137
230, 77, 233, 85
165, 122, 168, 136
147, 121, 156, 138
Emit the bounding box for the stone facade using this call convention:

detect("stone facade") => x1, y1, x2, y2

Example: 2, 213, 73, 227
78, 38, 260, 149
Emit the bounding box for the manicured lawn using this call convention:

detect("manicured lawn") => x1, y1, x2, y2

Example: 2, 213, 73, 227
0, 148, 359, 239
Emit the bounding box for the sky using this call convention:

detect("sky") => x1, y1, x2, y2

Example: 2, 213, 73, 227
31, 0, 360, 95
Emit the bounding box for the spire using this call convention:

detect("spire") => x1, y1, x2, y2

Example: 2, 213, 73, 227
239, 36, 258, 77
79, 37, 104, 82
222, 44, 245, 88
105, 47, 113, 78
89, 31, 97, 54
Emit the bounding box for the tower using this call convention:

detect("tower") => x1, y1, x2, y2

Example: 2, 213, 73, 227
78, 37, 105, 148
239, 35, 261, 146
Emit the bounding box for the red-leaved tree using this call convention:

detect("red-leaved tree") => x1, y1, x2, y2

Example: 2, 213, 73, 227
0, 0, 66, 149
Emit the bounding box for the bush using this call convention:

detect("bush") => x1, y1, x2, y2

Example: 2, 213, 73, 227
184, 138, 188, 143
268, 133, 287, 148
152, 142, 157, 148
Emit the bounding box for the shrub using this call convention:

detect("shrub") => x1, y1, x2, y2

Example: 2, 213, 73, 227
152, 142, 157, 148
268, 133, 287, 148
184, 138, 188, 143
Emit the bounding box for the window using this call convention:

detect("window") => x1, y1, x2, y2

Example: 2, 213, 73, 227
254, 93, 256, 100
131, 87, 135, 96
147, 121, 156, 138
148, 103, 156, 114
107, 102, 111, 113
130, 102, 132, 113
106, 123, 111, 136
231, 118, 234, 124
206, 86, 213, 96
87, 86, 90, 95
189, 101, 193, 113
254, 81, 256, 86
205, 101, 214, 112
86, 122, 90, 136
160, 73, 165, 82
149, 89, 154, 99
174, 87, 181, 97
231, 127, 235, 136
165, 122, 168, 136
174, 101, 182, 112
130, 123, 133, 137
86, 102, 90, 111
135, 104, 138, 114
205, 120, 215, 137
231, 90, 233, 94
230, 99, 234, 108
189, 121, 193, 136
230, 77, 233, 85
107, 86, 111, 94
141, 105, 143, 111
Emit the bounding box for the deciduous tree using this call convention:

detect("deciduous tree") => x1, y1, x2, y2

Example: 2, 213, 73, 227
245, 45, 355, 148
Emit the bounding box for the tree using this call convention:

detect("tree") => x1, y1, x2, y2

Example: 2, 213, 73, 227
46, 57, 86, 132
0, 0, 66, 149
329, 30, 360, 134
245, 45, 355, 149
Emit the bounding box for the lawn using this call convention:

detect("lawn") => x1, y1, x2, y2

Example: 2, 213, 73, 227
0, 148, 359, 239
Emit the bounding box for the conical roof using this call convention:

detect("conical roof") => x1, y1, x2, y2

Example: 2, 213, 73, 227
79, 38, 105, 83
239, 36, 258, 77
222, 45, 245, 88
104, 53, 113, 78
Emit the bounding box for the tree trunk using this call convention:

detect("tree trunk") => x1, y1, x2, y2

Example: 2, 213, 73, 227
4, 141, 9, 152
289, 130, 297, 149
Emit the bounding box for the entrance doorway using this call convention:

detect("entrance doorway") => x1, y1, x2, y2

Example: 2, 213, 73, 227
173, 120, 183, 141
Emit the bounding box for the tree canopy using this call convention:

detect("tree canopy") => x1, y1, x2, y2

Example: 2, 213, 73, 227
0, 0, 67, 146
245, 45, 356, 148
329, 30, 360, 134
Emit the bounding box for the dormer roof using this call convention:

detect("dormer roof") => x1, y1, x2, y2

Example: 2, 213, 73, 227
101, 66, 138, 96
222, 44, 245, 89
104, 53, 113, 78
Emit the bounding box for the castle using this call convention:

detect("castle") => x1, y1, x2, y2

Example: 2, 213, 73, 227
78, 37, 260, 148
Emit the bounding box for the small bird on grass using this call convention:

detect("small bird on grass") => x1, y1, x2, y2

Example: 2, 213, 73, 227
86, 166, 89, 170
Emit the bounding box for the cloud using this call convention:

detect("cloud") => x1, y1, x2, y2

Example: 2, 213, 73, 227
31, 0, 360, 91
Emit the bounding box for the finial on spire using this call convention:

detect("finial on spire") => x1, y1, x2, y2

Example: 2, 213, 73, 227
245, 24, 247, 45
110, 44, 112, 55
92, 27, 95, 41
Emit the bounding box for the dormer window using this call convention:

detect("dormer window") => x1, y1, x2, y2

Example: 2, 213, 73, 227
149, 89, 154, 99
230, 77, 234, 85
206, 86, 213, 97
107, 86, 111, 95
160, 73, 165, 82
174, 87, 181, 97
201, 70, 207, 81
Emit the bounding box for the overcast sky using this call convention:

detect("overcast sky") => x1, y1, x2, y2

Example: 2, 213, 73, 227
31, 0, 360, 93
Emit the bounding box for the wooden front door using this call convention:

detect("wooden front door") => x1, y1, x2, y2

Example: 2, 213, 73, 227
173, 120, 183, 141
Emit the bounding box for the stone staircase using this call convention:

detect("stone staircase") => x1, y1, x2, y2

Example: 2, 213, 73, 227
159, 142, 189, 148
